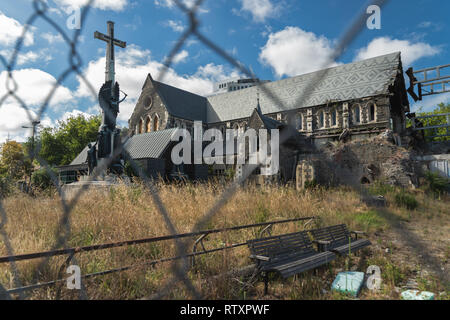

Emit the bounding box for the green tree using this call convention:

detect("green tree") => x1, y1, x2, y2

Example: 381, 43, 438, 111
0, 140, 32, 180
33, 114, 101, 166
410, 103, 450, 141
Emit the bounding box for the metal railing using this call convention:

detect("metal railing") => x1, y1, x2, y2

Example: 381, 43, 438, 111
1, 216, 315, 296
411, 113, 450, 140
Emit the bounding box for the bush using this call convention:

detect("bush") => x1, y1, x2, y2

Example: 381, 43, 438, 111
424, 171, 449, 196
394, 192, 418, 210
368, 180, 395, 196
31, 167, 58, 190
304, 179, 318, 190
0, 174, 13, 198
124, 160, 138, 177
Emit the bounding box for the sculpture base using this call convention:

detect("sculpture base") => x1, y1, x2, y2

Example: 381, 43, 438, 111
61, 174, 130, 200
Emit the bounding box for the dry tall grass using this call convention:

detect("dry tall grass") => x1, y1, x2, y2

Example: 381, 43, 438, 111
0, 181, 448, 299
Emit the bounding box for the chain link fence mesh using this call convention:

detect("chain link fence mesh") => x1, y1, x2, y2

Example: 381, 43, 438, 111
0, 0, 389, 299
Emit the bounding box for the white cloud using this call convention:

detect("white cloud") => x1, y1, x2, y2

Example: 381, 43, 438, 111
154, 0, 174, 7
0, 11, 34, 47
238, 0, 279, 22
16, 51, 39, 65
0, 102, 53, 143
418, 21, 432, 29
48, 7, 64, 16
354, 37, 441, 67
61, 109, 95, 122
0, 103, 36, 142
166, 20, 185, 33
54, 0, 128, 11
260, 24, 272, 37
76, 44, 240, 122
154, 0, 208, 13
417, 21, 443, 32
259, 26, 339, 77
0, 67, 74, 143
41, 32, 64, 44
0, 49, 46, 66
171, 50, 189, 64
0, 68, 73, 109
411, 92, 450, 113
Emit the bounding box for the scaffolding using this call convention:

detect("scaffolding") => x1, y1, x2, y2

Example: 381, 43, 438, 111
406, 64, 450, 101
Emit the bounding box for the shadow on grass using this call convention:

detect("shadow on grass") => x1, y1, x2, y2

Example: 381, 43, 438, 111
358, 186, 448, 289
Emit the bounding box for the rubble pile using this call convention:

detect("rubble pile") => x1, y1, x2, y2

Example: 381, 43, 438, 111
317, 130, 420, 188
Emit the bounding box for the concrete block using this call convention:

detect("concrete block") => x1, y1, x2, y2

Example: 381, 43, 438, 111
401, 290, 435, 300
331, 272, 365, 297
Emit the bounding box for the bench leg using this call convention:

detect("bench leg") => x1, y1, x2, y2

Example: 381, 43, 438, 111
263, 272, 269, 296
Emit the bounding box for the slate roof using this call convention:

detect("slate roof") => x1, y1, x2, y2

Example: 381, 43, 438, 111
70, 129, 178, 165
154, 81, 207, 122
123, 128, 178, 159
147, 53, 402, 124
70, 143, 95, 166
254, 107, 284, 130
205, 52, 403, 123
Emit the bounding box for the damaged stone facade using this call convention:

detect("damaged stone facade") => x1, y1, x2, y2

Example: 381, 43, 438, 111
298, 130, 421, 189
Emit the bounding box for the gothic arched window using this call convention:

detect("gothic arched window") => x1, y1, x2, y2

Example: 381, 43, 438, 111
319, 111, 324, 128
368, 103, 376, 122
353, 105, 361, 124
295, 114, 302, 130
146, 116, 151, 133
139, 119, 144, 134
153, 114, 159, 131
331, 109, 337, 127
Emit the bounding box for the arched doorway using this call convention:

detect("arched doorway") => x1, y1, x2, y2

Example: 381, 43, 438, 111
361, 176, 371, 184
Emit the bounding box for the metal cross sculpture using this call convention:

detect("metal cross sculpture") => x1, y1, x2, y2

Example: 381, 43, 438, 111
92, 21, 127, 175
94, 21, 127, 90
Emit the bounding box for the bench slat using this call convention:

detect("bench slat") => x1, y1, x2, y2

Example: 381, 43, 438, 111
267, 251, 337, 278
309, 224, 371, 255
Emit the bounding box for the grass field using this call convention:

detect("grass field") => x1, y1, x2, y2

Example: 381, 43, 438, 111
0, 181, 448, 300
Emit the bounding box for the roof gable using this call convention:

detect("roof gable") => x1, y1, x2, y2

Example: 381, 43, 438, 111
154, 80, 207, 122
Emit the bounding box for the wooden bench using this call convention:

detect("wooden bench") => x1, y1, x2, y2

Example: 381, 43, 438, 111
247, 231, 336, 294
309, 224, 371, 255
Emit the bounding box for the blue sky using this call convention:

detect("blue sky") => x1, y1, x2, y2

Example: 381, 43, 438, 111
0, 0, 449, 143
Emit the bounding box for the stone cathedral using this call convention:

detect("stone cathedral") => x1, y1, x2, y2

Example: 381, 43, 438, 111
65, 52, 411, 185
129, 52, 409, 144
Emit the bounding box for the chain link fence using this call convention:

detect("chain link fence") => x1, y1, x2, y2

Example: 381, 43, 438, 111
0, 0, 390, 300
